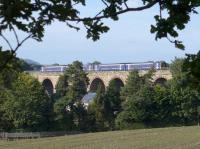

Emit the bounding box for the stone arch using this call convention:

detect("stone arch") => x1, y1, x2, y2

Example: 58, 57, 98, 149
90, 78, 105, 92
154, 77, 167, 86
42, 78, 54, 96
109, 77, 124, 92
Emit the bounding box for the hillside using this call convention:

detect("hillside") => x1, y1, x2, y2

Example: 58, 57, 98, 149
0, 126, 200, 149
24, 59, 41, 65
23, 59, 41, 71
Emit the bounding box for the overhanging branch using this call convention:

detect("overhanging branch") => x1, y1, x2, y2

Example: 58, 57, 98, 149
0, 33, 33, 72
67, 0, 159, 21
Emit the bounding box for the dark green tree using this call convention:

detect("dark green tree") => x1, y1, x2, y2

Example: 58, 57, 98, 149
152, 85, 173, 124
2, 73, 53, 131
116, 83, 155, 129
120, 70, 154, 101
54, 61, 89, 131
183, 50, 200, 91
0, 52, 34, 131
0, 48, 24, 88
115, 70, 155, 129
170, 58, 186, 80
165, 58, 200, 124
53, 96, 74, 130
64, 61, 89, 101
87, 84, 107, 131
55, 75, 68, 99
0, 89, 14, 131
103, 79, 123, 129
152, 58, 200, 126
168, 86, 200, 125
120, 71, 142, 101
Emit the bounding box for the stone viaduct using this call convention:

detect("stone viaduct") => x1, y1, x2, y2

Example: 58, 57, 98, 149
30, 70, 172, 96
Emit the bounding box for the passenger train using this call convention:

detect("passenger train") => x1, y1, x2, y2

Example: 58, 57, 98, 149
41, 61, 167, 72
41, 65, 68, 72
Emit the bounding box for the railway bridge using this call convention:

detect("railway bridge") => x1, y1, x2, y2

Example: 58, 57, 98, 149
30, 70, 172, 96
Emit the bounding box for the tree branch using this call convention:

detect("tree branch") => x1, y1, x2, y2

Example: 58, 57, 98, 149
0, 34, 33, 72
67, 0, 159, 21
16, 34, 32, 52
0, 33, 14, 51
101, 0, 109, 7
124, 1, 129, 9
11, 26, 20, 45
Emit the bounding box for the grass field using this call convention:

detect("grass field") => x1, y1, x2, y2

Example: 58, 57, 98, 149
0, 126, 200, 149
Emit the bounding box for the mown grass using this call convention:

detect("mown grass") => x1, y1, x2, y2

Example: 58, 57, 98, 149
0, 126, 200, 149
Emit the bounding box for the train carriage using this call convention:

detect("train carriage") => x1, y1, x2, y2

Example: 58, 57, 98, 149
97, 64, 126, 71
41, 65, 68, 72
127, 62, 155, 71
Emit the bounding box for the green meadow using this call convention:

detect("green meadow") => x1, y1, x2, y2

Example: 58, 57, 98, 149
0, 126, 200, 149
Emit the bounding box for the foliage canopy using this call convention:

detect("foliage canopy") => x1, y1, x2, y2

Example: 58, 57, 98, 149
0, 0, 200, 69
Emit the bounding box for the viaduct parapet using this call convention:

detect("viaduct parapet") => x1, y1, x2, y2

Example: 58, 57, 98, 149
30, 70, 172, 95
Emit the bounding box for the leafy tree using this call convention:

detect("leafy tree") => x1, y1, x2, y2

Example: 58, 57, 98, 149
55, 75, 68, 99
103, 79, 123, 129
116, 70, 155, 129
0, 48, 34, 88
72, 101, 88, 131
64, 61, 89, 101
0, 89, 14, 131
105, 80, 122, 113
87, 84, 107, 131
120, 70, 154, 101
183, 50, 200, 91
2, 73, 53, 131
116, 83, 155, 129
170, 58, 185, 79
152, 85, 173, 124
168, 58, 189, 90
165, 58, 200, 124
64, 61, 89, 130
0, 48, 23, 88
151, 59, 200, 126
53, 96, 74, 131
54, 61, 89, 130
0, 52, 33, 131
168, 86, 200, 125
120, 71, 142, 101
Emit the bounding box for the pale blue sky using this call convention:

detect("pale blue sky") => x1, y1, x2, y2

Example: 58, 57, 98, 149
1, 1, 200, 65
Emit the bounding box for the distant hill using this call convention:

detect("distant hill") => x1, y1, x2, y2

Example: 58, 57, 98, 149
23, 59, 42, 71
24, 59, 41, 65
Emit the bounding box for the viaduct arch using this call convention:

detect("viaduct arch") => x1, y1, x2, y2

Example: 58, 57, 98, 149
154, 77, 167, 85
42, 79, 54, 96
90, 78, 105, 92
31, 70, 172, 94
108, 78, 124, 92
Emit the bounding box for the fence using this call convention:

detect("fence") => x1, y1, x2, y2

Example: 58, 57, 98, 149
0, 131, 80, 140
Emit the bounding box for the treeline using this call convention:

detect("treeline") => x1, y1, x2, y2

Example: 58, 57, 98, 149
53, 57, 200, 131
0, 51, 53, 131
0, 50, 199, 132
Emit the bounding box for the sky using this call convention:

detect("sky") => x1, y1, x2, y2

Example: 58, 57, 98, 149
1, 1, 200, 65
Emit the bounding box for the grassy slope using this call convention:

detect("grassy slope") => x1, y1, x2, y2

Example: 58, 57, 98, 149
0, 126, 200, 149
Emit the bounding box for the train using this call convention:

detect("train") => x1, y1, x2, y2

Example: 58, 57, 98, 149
41, 65, 68, 72
84, 61, 166, 71
41, 61, 168, 72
